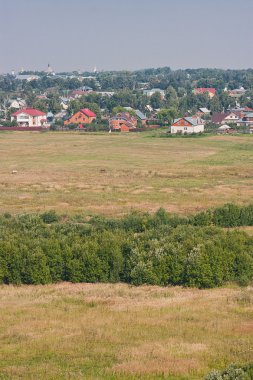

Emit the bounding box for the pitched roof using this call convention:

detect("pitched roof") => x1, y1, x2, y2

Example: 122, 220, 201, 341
11, 108, 46, 117
211, 112, 229, 124
80, 108, 96, 117
194, 88, 216, 95
173, 117, 203, 126
218, 124, 231, 130
212, 112, 242, 124
184, 117, 203, 126
199, 107, 210, 113
135, 110, 147, 120
72, 90, 88, 95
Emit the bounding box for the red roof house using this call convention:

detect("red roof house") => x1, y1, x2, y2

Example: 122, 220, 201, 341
11, 108, 47, 127
64, 108, 96, 126
193, 88, 216, 98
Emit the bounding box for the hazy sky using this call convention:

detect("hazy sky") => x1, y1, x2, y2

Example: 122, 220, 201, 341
1, 0, 253, 73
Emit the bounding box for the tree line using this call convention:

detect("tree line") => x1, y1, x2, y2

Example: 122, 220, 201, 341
0, 204, 253, 287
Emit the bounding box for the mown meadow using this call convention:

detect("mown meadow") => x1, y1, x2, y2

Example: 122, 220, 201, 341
0, 131, 252, 215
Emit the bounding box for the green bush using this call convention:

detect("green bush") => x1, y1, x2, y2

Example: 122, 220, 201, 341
40, 210, 60, 224
205, 363, 253, 379
0, 205, 252, 287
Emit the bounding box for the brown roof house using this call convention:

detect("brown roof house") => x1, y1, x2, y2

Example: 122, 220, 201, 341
193, 88, 216, 98
109, 112, 137, 132
211, 111, 241, 125
64, 108, 96, 126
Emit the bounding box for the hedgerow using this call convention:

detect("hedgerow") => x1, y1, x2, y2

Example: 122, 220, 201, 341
0, 204, 252, 287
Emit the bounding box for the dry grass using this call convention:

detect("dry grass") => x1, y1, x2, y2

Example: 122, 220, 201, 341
0, 283, 252, 379
0, 131, 253, 216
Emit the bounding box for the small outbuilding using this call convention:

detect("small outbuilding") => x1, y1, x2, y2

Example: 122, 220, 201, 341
217, 124, 232, 134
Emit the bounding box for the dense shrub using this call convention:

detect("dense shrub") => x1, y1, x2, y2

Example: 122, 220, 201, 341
191, 204, 253, 227
205, 363, 253, 379
40, 210, 60, 224
0, 205, 252, 287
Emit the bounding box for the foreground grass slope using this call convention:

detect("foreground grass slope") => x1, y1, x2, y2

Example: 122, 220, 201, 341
0, 283, 252, 379
0, 132, 253, 215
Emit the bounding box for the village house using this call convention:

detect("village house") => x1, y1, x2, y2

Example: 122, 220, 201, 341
47, 112, 54, 123
143, 88, 166, 99
96, 91, 115, 97
8, 98, 26, 110
226, 87, 246, 98
60, 97, 69, 110
54, 110, 68, 121
15, 74, 39, 82
135, 110, 147, 126
196, 107, 211, 117
228, 107, 253, 114
70, 90, 88, 99
109, 112, 137, 132
211, 111, 241, 125
69, 87, 93, 99
217, 124, 234, 134
36, 94, 48, 100
237, 112, 253, 129
64, 108, 96, 126
170, 116, 204, 134
193, 88, 216, 98
11, 108, 47, 127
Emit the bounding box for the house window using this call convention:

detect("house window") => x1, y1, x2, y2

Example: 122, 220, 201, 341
184, 127, 187, 130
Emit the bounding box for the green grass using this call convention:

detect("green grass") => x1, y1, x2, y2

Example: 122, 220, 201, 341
0, 131, 253, 216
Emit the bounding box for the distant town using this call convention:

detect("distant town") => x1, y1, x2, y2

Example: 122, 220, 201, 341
1, 64, 253, 135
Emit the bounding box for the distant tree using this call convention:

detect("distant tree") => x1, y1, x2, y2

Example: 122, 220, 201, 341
165, 86, 179, 109
157, 108, 177, 124
150, 92, 162, 109
210, 96, 222, 112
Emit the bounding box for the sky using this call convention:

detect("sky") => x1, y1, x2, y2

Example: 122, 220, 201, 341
0, 0, 253, 73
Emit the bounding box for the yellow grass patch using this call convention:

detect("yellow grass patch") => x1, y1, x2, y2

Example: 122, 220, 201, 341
0, 283, 252, 379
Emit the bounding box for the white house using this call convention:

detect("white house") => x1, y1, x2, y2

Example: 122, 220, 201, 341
143, 88, 165, 99
8, 98, 26, 110
15, 74, 39, 82
11, 108, 47, 127
170, 117, 204, 134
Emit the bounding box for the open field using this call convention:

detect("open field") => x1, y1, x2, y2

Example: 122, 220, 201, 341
0, 131, 253, 216
0, 283, 252, 379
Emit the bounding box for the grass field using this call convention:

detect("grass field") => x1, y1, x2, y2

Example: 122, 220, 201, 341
0, 132, 253, 379
0, 283, 252, 379
0, 131, 253, 216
